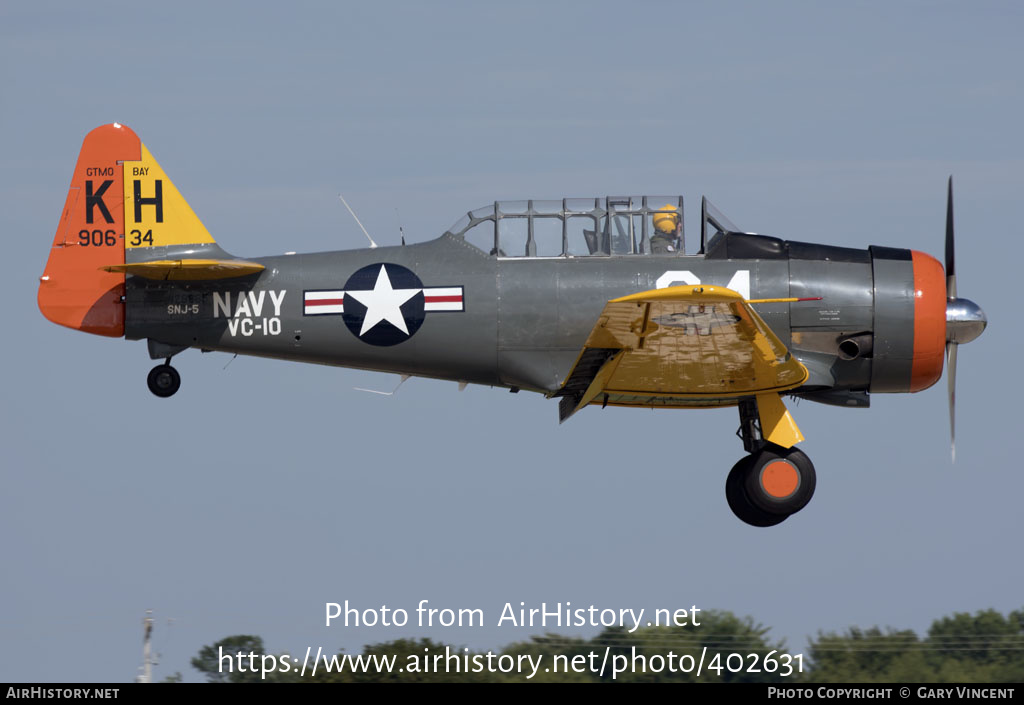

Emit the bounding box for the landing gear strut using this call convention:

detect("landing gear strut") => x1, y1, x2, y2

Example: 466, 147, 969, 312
147, 358, 180, 398
727, 397, 816, 527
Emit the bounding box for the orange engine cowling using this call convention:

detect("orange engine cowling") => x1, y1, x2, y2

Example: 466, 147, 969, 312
38, 123, 141, 337
869, 247, 946, 393
908, 250, 946, 392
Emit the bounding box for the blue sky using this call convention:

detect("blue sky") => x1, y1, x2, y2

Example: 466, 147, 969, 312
2, 1, 1021, 682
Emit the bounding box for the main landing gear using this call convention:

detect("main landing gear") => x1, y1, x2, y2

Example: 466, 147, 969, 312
147, 358, 181, 398
726, 397, 816, 527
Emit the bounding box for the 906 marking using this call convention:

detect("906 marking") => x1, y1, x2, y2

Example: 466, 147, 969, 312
78, 229, 117, 247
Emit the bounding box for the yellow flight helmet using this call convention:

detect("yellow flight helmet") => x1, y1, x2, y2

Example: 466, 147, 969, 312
652, 204, 680, 234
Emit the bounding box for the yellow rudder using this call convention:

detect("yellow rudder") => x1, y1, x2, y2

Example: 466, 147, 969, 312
122, 144, 216, 249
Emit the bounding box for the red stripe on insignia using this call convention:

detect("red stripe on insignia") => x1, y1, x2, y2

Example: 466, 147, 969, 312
306, 298, 344, 306
424, 295, 462, 303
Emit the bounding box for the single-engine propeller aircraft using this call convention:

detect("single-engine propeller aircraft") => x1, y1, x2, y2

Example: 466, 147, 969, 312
39, 124, 988, 526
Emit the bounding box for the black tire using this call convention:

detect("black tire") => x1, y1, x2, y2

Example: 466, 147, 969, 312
743, 445, 816, 517
726, 456, 788, 527
147, 364, 181, 398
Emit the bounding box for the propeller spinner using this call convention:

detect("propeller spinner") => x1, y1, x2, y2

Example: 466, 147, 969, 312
943, 177, 988, 461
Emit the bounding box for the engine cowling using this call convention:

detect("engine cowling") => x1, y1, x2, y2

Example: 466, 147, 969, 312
870, 247, 946, 393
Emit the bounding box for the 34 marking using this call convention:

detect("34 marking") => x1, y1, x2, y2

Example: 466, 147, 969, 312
129, 229, 154, 246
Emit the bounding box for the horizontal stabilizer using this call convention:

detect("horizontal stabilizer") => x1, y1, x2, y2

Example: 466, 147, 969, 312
101, 259, 264, 281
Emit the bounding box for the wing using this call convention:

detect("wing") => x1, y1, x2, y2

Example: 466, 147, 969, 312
101, 259, 265, 280
555, 285, 809, 438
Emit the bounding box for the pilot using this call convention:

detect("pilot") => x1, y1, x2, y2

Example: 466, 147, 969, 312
651, 205, 682, 254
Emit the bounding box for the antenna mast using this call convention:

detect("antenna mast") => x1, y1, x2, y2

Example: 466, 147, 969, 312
137, 610, 155, 683
338, 194, 378, 248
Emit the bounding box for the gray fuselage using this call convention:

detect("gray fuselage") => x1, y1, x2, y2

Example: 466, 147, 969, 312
124, 231, 926, 408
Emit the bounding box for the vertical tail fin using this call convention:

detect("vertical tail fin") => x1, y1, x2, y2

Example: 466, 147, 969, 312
39, 123, 222, 336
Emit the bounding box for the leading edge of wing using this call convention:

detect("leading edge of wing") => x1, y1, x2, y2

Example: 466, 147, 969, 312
555, 285, 809, 422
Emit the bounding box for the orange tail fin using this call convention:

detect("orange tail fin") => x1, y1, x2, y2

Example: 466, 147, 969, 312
38, 123, 141, 337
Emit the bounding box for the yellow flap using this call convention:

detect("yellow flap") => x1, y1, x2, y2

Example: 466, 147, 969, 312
101, 259, 264, 281
556, 285, 808, 420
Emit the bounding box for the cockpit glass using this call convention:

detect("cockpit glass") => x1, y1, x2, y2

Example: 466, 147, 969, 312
445, 213, 471, 236
470, 205, 496, 220
449, 197, 687, 257
498, 200, 529, 215
702, 199, 743, 253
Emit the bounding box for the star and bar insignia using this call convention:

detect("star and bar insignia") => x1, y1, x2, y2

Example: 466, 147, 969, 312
303, 263, 464, 346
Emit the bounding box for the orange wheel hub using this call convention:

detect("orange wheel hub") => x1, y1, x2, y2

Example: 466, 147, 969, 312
761, 461, 799, 499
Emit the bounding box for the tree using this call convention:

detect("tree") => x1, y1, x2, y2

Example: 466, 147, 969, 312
804, 609, 1024, 682
311, 638, 498, 683
925, 608, 1024, 683
502, 634, 595, 683
192, 607, 1024, 684
803, 627, 930, 682
506, 610, 790, 683
191, 635, 267, 683
591, 610, 790, 683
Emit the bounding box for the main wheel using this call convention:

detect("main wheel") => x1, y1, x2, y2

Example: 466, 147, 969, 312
726, 456, 788, 527
147, 364, 181, 398
743, 445, 816, 517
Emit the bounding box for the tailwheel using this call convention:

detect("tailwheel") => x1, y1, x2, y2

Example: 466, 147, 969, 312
147, 363, 180, 398
726, 456, 788, 527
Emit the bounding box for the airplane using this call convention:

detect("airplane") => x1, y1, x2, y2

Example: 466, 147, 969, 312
38, 124, 988, 527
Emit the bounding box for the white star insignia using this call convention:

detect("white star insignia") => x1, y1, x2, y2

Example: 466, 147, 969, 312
345, 265, 421, 336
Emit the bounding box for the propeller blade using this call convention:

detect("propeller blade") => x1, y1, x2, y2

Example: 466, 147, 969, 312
946, 341, 958, 463
945, 176, 957, 299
